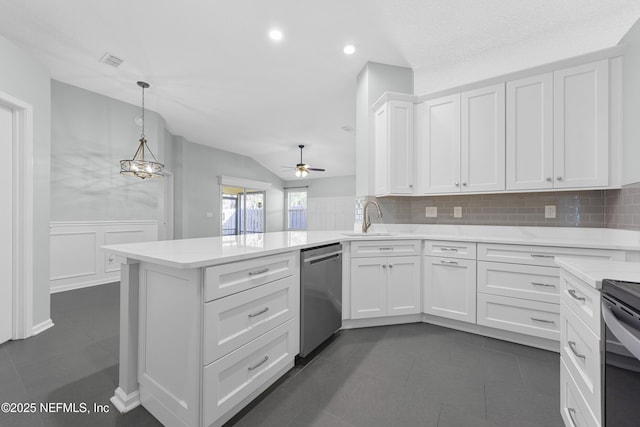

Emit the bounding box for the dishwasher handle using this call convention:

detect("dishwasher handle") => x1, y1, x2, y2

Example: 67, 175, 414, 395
303, 251, 342, 264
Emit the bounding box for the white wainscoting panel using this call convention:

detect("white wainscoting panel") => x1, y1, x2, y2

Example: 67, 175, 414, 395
50, 221, 158, 293
307, 197, 355, 231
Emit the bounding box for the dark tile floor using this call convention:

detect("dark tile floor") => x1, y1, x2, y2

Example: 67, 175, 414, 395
0, 283, 563, 427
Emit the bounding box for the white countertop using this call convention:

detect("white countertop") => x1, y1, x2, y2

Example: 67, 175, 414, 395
102, 225, 640, 270
555, 257, 640, 289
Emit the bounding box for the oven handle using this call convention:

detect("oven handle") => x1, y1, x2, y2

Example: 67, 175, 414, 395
602, 300, 640, 361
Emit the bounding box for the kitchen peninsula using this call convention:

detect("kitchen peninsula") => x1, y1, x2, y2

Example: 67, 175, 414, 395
103, 226, 640, 427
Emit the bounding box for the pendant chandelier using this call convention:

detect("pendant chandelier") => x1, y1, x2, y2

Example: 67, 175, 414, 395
120, 81, 164, 179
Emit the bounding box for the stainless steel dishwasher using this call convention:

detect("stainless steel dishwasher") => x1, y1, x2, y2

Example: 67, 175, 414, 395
300, 243, 342, 357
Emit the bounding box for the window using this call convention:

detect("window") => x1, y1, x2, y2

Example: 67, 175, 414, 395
287, 190, 307, 230
221, 186, 266, 235
219, 177, 271, 236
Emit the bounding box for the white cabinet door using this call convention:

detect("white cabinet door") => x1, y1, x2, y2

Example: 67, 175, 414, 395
351, 258, 387, 319
506, 73, 554, 190
553, 60, 609, 188
424, 257, 477, 323
374, 103, 389, 196
386, 256, 420, 316
374, 100, 415, 196
418, 94, 461, 194
461, 83, 505, 192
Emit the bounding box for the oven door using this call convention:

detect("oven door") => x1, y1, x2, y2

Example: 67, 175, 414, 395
602, 296, 640, 427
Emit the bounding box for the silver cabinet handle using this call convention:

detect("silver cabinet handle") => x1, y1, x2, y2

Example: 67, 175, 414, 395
557, 176, 563, 181
379, 247, 394, 251
531, 254, 555, 259
455, 182, 460, 187
568, 289, 586, 302
248, 356, 269, 371
567, 408, 578, 427
441, 260, 458, 265
108, 254, 115, 262
546, 177, 552, 182
388, 265, 393, 269
568, 341, 586, 361
248, 268, 269, 276
531, 282, 555, 288
409, 184, 413, 188
441, 247, 459, 252
462, 182, 467, 186
248, 307, 269, 318
531, 317, 555, 324
382, 265, 387, 269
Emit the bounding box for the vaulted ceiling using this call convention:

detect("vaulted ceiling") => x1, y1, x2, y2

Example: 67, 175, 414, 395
1, 0, 638, 180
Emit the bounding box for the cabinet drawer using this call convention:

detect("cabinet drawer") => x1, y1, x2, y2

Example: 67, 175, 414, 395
203, 276, 297, 364
560, 270, 601, 338
203, 319, 297, 427
350, 240, 420, 257
477, 293, 560, 341
425, 240, 476, 260
204, 252, 297, 301
561, 359, 600, 427
477, 261, 559, 303
477, 243, 624, 267
561, 301, 601, 420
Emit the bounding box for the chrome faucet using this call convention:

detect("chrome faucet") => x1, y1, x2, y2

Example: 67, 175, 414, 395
362, 200, 383, 233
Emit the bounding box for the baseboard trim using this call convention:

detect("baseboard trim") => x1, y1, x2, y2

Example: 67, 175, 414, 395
342, 314, 422, 329
51, 277, 119, 294
110, 387, 141, 414
32, 319, 54, 336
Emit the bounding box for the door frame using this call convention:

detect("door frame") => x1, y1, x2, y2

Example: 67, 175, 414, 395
1, 91, 34, 340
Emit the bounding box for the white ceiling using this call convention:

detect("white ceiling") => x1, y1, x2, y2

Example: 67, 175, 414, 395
0, 0, 639, 181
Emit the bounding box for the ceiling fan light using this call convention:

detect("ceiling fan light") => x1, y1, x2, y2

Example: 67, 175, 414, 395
295, 169, 302, 178
301, 169, 308, 177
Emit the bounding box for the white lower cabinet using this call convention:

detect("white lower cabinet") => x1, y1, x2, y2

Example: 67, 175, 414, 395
138, 253, 300, 427
203, 319, 297, 427
477, 293, 560, 340
423, 256, 476, 323
561, 359, 600, 427
351, 255, 420, 319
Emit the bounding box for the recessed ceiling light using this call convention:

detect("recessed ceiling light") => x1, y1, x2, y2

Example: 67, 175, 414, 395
269, 29, 283, 41
343, 44, 356, 55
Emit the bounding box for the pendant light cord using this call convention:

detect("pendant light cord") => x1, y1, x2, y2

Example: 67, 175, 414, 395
141, 84, 145, 138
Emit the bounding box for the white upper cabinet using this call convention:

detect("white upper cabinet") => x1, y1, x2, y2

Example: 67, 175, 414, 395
374, 99, 415, 196
461, 83, 506, 192
553, 60, 609, 188
417, 94, 461, 194
506, 73, 554, 190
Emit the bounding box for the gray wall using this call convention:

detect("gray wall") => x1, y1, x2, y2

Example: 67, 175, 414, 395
284, 175, 355, 198
0, 35, 51, 326
51, 80, 163, 221
173, 138, 285, 238
355, 62, 413, 197
621, 18, 640, 185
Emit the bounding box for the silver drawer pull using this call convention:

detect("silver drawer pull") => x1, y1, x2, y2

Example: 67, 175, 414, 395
441, 247, 459, 252
531, 282, 556, 288
382, 265, 387, 269
531, 254, 555, 259
248, 356, 269, 371
531, 317, 555, 325
568, 289, 586, 302
248, 307, 269, 318
379, 247, 394, 251
567, 408, 578, 427
248, 268, 269, 276
441, 260, 458, 265
568, 341, 586, 361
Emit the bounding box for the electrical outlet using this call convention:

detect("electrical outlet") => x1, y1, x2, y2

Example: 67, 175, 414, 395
544, 205, 556, 219
425, 207, 437, 218
206, 211, 214, 218
453, 207, 462, 218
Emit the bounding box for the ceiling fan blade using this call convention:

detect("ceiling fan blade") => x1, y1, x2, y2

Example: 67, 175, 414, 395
307, 168, 325, 172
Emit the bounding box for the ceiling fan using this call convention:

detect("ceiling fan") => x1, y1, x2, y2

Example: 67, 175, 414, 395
283, 145, 325, 177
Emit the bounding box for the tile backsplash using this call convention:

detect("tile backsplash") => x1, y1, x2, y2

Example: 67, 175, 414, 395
605, 182, 640, 231
357, 183, 639, 230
